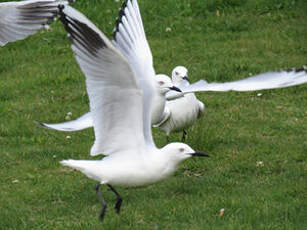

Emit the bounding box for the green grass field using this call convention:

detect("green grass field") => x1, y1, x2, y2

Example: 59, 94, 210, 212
0, 0, 306, 229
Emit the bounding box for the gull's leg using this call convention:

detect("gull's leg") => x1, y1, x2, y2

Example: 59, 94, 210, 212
107, 184, 123, 214
182, 130, 187, 142
95, 184, 107, 221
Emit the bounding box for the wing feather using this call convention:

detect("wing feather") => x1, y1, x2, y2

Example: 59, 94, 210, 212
166, 68, 307, 99
37, 112, 93, 132
0, 0, 68, 46
113, 0, 156, 147
59, 5, 145, 156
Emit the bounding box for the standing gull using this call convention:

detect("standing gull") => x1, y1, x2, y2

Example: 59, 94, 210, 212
0, 0, 70, 47
156, 66, 204, 142
57, 2, 208, 221
158, 65, 307, 141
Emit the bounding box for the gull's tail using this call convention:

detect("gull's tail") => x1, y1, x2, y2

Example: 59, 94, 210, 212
61, 159, 87, 171
61, 159, 103, 182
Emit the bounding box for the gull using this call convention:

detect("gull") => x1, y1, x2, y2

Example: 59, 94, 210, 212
36, 74, 180, 131
157, 65, 307, 141
57, 1, 208, 221
36, 0, 181, 133
39, 63, 307, 142
0, 0, 72, 47
155, 66, 204, 142
35, 2, 307, 139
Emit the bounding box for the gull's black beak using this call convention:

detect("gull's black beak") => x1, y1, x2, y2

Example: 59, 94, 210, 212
169, 86, 182, 92
191, 152, 210, 157
183, 76, 190, 82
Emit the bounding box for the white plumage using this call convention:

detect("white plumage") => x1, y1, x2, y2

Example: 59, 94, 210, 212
157, 65, 307, 140
34, 0, 307, 143
0, 0, 69, 47
37, 0, 182, 134
57, 2, 208, 221
36, 112, 92, 132
37, 75, 179, 132
40, 64, 307, 141
166, 66, 307, 99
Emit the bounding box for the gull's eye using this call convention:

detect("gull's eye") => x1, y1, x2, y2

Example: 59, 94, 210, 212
158, 81, 164, 85
175, 72, 179, 76
179, 148, 185, 152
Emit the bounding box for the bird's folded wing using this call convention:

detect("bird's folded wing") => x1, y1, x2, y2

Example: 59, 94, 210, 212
59, 5, 145, 156
37, 112, 93, 132
153, 106, 171, 127
0, 0, 67, 46
113, 0, 156, 147
167, 68, 307, 98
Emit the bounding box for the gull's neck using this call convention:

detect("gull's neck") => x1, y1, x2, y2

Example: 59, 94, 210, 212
152, 145, 181, 175
151, 91, 166, 124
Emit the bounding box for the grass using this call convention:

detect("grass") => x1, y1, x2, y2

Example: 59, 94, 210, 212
0, 0, 306, 229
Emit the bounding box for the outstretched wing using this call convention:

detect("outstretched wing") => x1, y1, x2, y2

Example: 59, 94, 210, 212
36, 0, 157, 141
36, 112, 92, 132
0, 0, 67, 46
59, 5, 146, 156
166, 68, 307, 99
113, 0, 156, 147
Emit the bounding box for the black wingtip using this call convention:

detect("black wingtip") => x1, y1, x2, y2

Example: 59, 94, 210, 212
113, 0, 128, 40
295, 66, 307, 73
58, 4, 65, 13
286, 66, 307, 73
119, 8, 125, 18
58, 4, 70, 41
121, 0, 128, 10
113, 17, 121, 40
57, 6, 107, 57
34, 121, 48, 129
58, 4, 66, 25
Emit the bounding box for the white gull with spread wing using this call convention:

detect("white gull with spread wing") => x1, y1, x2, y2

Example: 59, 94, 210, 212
57, 2, 208, 221
157, 65, 307, 141
36, 0, 180, 132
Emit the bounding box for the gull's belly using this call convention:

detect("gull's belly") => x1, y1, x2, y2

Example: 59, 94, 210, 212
107, 169, 166, 186
101, 157, 171, 187
163, 94, 200, 132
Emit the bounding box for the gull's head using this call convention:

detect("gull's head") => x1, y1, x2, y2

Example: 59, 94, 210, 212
172, 66, 189, 86
155, 74, 182, 95
162, 143, 209, 165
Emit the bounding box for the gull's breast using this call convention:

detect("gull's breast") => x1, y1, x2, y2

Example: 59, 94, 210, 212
101, 154, 171, 187
162, 93, 201, 132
